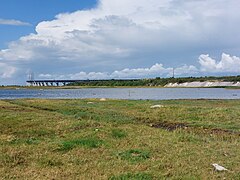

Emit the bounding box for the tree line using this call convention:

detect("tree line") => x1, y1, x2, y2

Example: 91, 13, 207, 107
67, 75, 240, 87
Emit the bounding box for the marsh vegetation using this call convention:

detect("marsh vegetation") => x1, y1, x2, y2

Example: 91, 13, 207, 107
0, 99, 240, 179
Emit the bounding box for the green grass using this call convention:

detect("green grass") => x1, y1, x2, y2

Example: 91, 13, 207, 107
58, 138, 104, 151
0, 99, 240, 179
111, 129, 127, 139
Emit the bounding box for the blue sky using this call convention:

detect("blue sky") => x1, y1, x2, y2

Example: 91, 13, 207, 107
0, 0, 240, 85
0, 0, 97, 48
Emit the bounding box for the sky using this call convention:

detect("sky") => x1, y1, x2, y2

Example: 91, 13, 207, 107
0, 0, 240, 85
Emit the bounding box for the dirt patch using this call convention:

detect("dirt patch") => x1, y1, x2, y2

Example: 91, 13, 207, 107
3, 101, 56, 112
151, 121, 240, 135
150, 122, 188, 131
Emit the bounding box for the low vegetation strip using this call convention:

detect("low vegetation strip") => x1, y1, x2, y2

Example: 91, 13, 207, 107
0, 99, 240, 179
65, 75, 240, 87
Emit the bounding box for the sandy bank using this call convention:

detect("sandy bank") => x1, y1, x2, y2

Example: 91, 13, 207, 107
165, 81, 240, 87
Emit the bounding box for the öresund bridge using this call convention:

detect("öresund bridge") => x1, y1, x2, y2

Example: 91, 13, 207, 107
26, 79, 139, 86
26, 80, 84, 86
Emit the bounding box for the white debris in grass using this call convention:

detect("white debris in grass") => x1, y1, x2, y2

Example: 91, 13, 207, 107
212, 164, 228, 171
150, 105, 164, 109
87, 102, 94, 104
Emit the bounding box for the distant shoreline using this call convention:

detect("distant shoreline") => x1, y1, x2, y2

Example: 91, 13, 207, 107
1, 83, 240, 90
3, 75, 240, 88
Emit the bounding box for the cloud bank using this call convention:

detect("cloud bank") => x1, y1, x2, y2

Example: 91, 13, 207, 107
0, 0, 240, 84
37, 53, 240, 80
39, 63, 174, 80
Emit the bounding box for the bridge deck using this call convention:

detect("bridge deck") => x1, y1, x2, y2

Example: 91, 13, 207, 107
26, 79, 140, 86
26, 79, 139, 83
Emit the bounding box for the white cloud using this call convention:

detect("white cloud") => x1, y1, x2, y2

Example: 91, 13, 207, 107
199, 53, 240, 73
38, 74, 52, 79
111, 63, 171, 78
1, 0, 239, 62
0, 63, 16, 78
175, 65, 198, 76
0, 19, 30, 26
68, 72, 109, 80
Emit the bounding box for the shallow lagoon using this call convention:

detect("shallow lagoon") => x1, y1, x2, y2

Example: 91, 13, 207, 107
0, 88, 240, 100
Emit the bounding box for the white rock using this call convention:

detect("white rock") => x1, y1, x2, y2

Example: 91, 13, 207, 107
150, 105, 164, 109
212, 164, 228, 171
165, 81, 240, 88
100, 98, 107, 101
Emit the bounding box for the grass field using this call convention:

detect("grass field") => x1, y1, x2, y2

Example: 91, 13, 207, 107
0, 99, 240, 179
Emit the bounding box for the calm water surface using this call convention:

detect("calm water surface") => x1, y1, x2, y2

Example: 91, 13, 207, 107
0, 88, 240, 100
